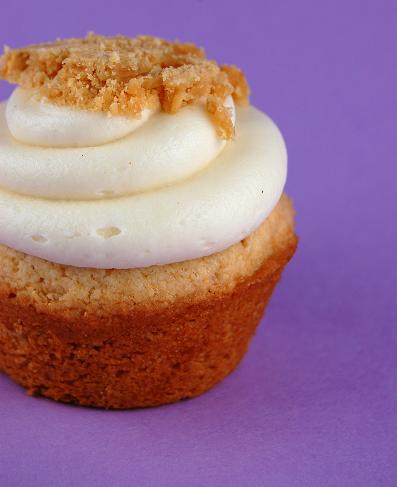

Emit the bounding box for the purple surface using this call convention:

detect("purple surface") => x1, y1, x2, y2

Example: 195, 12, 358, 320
1, 0, 396, 485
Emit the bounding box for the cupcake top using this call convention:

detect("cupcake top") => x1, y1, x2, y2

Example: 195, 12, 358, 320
0, 34, 286, 270
0, 33, 249, 139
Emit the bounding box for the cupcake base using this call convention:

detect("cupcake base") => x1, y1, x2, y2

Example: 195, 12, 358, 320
0, 195, 297, 409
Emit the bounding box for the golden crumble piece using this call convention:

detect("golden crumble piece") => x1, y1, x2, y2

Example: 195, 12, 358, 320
0, 34, 250, 139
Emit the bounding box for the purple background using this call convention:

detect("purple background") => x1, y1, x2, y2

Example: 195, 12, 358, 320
1, 0, 396, 485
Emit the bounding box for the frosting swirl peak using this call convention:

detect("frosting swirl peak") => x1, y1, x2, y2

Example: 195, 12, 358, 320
3, 88, 231, 200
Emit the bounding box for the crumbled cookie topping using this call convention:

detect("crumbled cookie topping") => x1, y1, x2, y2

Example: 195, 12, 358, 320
0, 34, 250, 138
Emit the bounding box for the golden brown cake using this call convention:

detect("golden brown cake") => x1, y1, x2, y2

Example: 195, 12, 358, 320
0, 195, 296, 408
0, 34, 296, 408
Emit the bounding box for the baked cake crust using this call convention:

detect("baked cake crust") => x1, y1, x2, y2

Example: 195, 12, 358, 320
0, 34, 250, 139
0, 195, 297, 408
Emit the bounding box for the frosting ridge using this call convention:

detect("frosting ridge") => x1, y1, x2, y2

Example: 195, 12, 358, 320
6, 88, 156, 148
1, 90, 231, 199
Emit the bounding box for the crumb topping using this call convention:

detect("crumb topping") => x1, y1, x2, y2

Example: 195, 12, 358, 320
0, 34, 250, 139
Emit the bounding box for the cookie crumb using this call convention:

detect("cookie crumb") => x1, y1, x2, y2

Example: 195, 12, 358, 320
0, 34, 250, 139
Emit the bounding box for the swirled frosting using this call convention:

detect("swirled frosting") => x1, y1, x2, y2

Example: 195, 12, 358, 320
0, 88, 287, 269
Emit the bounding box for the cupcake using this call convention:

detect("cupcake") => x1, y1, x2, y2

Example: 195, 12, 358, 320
0, 34, 297, 408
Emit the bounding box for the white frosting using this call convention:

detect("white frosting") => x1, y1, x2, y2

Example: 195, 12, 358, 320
6, 88, 156, 147
0, 92, 287, 269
